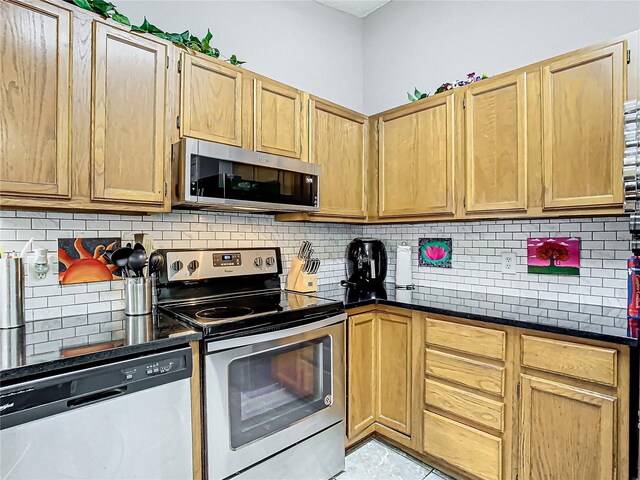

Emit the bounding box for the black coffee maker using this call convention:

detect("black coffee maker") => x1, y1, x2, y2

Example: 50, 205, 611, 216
344, 238, 388, 291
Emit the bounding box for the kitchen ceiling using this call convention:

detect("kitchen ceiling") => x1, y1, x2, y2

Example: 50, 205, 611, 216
315, 0, 390, 18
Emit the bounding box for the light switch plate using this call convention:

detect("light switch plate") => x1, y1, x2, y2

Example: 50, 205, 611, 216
501, 252, 516, 274
25, 252, 59, 286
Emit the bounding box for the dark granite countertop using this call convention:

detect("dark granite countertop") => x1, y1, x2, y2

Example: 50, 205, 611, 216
0, 311, 201, 384
313, 284, 638, 347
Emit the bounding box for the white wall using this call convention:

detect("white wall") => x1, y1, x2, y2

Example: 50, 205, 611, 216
363, 1, 640, 114
118, 0, 365, 112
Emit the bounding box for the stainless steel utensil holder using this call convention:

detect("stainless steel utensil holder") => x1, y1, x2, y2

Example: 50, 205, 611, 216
124, 277, 153, 316
0, 257, 25, 328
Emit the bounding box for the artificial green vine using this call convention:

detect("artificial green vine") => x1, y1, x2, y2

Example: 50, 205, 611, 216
68, 0, 245, 65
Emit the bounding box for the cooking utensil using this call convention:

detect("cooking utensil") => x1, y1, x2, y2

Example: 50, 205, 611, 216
128, 250, 147, 278
111, 247, 133, 277
148, 252, 165, 276
304, 248, 313, 261
134, 233, 154, 256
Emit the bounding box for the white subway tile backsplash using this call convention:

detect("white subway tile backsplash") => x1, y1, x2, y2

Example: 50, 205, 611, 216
1, 210, 630, 338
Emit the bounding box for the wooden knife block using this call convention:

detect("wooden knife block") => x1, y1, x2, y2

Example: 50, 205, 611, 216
286, 257, 318, 293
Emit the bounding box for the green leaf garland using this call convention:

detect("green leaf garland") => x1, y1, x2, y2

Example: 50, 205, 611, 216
68, 1, 244, 65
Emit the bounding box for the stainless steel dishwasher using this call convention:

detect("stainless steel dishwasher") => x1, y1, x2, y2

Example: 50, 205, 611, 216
0, 346, 194, 480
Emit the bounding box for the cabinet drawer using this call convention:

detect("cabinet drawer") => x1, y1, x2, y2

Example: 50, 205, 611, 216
425, 349, 505, 396
425, 318, 506, 360
423, 410, 502, 480
424, 379, 504, 432
521, 335, 617, 386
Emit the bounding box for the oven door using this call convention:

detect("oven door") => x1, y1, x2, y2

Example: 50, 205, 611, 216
204, 314, 345, 480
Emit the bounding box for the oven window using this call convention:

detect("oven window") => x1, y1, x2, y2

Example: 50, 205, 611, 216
228, 336, 332, 449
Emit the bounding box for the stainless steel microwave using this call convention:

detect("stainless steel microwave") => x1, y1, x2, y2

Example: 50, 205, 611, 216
172, 138, 320, 213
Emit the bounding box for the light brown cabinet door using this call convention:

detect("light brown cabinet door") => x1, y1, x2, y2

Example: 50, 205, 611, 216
91, 22, 167, 205
465, 74, 527, 213
378, 93, 455, 218
0, 0, 71, 199
519, 375, 616, 480
541, 42, 625, 210
254, 79, 302, 158
181, 53, 242, 146
376, 312, 412, 435
309, 99, 367, 219
347, 312, 376, 439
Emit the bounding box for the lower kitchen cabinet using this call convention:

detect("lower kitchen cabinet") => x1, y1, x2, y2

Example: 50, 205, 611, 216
519, 375, 617, 480
346, 309, 419, 447
423, 410, 503, 480
347, 312, 376, 439
346, 307, 631, 480
376, 312, 413, 435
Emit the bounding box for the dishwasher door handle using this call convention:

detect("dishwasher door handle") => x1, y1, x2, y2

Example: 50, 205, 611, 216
67, 387, 127, 409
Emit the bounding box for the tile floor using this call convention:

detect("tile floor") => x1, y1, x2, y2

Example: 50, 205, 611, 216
335, 438, 455, 480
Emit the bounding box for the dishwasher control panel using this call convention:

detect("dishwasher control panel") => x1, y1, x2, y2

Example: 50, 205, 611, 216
121, 355, 186, 383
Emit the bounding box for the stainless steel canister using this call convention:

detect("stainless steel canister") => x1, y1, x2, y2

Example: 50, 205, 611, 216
124, 277, 153, 316
125, 314, 154, 345
0, 258, 25, 328
0, 326, 26, 369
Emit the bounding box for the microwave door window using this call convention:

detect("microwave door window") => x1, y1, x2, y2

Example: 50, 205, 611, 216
190, 153, 318, 207
228, 337, 332, 449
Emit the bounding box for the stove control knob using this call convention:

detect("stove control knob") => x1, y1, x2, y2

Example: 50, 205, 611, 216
170, 260, 184, 274
265, 256, 275, 267
187, 260, 199, 275
254, 257, 263, 268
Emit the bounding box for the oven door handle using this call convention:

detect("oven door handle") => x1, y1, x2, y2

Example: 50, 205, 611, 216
206, 313, 346, 353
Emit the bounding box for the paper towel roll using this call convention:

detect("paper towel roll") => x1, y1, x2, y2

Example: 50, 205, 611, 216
395, 288, 413, 304
396, 244, 413, 287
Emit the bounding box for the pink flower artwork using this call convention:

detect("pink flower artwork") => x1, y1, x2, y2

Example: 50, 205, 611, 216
418, 238, 452, 268
424, 246, 447, 261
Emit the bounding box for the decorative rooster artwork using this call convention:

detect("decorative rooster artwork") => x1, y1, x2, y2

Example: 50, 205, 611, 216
418, 238, 452, 268
527, 237, 580, 276
58, 238, 121, 285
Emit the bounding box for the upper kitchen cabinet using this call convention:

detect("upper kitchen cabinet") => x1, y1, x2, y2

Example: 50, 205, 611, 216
309, 98, 367, 219
0, 0, 72, 201
254, 79, 305, 159
91, 21, 168, 207
464, 73, 528, 214
378, 93, 456, 219
180, 52, 243, 146
541, 41, 625, 210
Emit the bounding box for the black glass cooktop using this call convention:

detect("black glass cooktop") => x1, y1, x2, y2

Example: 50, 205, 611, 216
160, 289, 344, 339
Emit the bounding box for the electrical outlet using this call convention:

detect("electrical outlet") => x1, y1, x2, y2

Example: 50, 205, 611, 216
25, 252, 59, 286
501, 252, 516, 274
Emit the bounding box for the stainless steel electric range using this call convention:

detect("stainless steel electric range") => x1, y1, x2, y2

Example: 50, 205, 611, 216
156, 247, 346, 480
